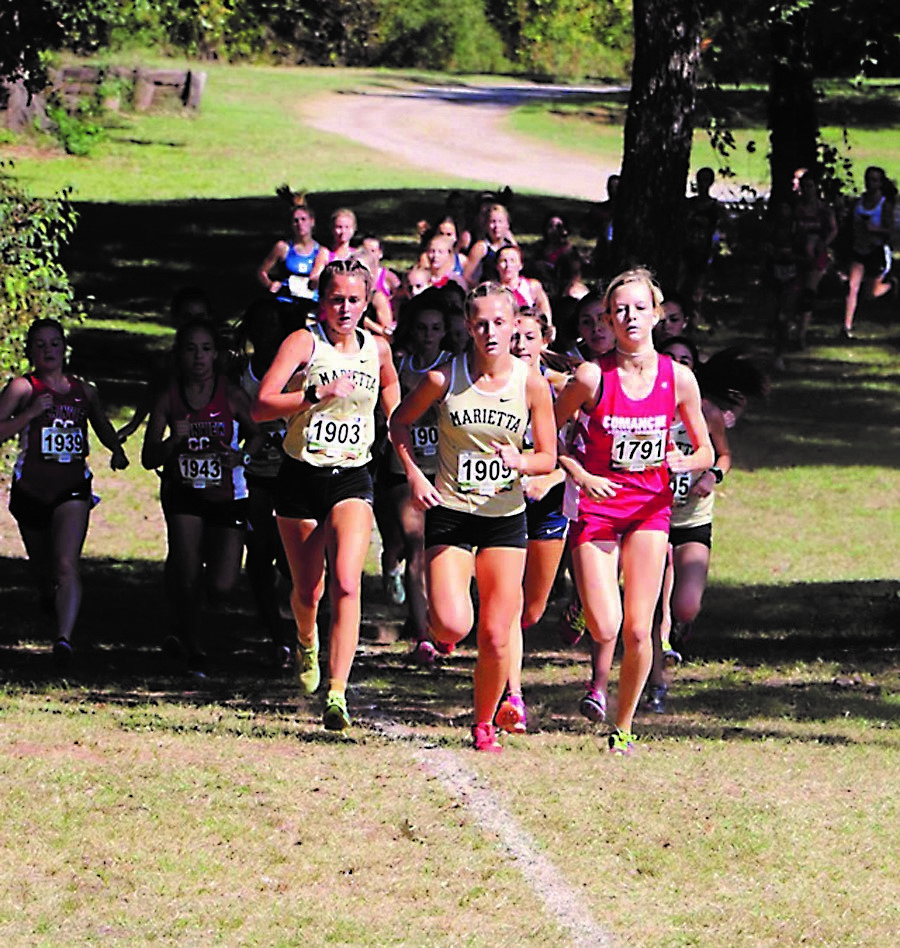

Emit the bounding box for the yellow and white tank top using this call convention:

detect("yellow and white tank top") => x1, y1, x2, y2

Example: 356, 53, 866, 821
669, 416, 714, 528
390, 349, 451, 476
283, 324, 380, 468
435, 354, 529, 516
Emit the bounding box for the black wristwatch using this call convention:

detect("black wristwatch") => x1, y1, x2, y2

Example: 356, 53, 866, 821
305, 384, 320, 405
709, 466, 725, 484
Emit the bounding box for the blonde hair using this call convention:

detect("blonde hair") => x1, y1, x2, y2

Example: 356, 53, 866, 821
331, 207, 357, 230
318, 257, 373, 302
602, 267, 664, 315
465, 281, 516, 320
427, 234, 454, 254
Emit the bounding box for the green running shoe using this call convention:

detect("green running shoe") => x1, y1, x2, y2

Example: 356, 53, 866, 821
608, 728, 635, 757
296, 637, 320, 695
323, 691, 351, 731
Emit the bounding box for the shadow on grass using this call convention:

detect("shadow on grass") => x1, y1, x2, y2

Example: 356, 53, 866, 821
64, 189, 590, 324
1, 555, 896, 746
60, 190, 900, 468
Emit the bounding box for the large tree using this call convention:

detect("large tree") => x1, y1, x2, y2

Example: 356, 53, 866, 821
612, 0, 703, 290
705, 0, 900, 199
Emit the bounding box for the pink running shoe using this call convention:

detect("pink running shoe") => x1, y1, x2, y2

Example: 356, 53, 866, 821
495, 694, 527, 734
411, 639, 437, 666
579, 688, 607, 723
472, 722, 502, 753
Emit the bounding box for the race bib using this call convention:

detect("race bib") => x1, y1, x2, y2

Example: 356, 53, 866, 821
178, 453, 223, 488
306, 415, 365, 461
457, 451, 514, 496
671, 471, 693, 506
669, 433, 694, 504
41, 426, 84, 463
287, 274, 315, 300
411, 424, 438, 458
610, 431, 666, 472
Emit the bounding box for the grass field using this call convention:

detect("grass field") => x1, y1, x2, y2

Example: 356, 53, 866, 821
1, 64, 899, 946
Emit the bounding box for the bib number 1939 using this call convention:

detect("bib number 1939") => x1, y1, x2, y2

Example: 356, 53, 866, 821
41, 426, 84, 462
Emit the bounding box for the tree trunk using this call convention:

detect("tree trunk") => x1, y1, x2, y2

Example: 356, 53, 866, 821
768, 10, 818, 204
613, 0, 702, 292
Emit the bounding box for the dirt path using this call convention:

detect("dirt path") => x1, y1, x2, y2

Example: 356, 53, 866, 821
302, 81, 623, 201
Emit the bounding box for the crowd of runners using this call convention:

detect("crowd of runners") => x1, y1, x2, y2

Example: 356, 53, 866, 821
2, 168, 891, 754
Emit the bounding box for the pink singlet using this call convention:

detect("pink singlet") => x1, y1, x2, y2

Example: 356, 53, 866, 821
566, 352, 676, 544
510, 278, 536, 309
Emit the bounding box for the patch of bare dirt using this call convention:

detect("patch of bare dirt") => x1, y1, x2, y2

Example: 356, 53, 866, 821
301, 81, 621, 201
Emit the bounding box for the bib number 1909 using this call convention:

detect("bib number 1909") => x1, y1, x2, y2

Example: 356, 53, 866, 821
458, 452, 513, 496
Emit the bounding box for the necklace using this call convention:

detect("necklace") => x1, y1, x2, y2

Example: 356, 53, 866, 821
615, 345, 656, 373
616, 345, 655, 359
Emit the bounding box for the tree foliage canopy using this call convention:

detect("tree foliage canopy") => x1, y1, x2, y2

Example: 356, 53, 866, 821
0, 165, 82, 472
0, 0, 634, 82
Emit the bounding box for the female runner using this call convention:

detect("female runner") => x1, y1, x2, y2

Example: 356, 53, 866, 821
142, 318, 259, 675
383, 289, 453, 661
644, 335, 731, 713
0, 319, 129, 664
842, 166, 895, 339
252, 259, 400, 730
309, 207, 358, 290
495, 307, 569, 733
554, 269, 713, 754
463, 204, 517, 286
495, 244, 552, 321
234, 299, 298, 668
389, 283, 556, 752
257, 196, 321, 311
418, 224, 467, 283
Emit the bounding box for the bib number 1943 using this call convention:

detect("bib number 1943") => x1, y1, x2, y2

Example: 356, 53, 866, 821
178, 453, 222, 488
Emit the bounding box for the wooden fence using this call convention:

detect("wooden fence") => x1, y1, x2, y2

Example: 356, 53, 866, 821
0, 66, 206, 130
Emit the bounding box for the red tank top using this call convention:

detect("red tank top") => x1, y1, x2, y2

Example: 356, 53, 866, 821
13, 374, 91, 500
163, 375, 247, 502
571, 352, 676, 516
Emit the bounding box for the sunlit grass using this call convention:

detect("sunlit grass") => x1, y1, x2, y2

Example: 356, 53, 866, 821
1, 60, 898, 947
3, 66, 485, 201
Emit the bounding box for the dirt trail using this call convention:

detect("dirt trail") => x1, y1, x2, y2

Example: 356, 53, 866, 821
302, 82, 623, 201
